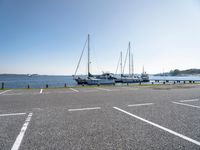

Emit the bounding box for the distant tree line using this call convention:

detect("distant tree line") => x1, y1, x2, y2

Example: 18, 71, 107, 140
169, 69, 200, 76
154, 69, 200, 76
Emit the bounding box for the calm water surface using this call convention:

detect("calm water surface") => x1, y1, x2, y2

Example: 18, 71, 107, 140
0, 75, 200, 89
0, 75, 76, 88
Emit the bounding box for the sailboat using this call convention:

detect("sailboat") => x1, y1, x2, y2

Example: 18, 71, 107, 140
74, 34, 115, 85
140, 66, 150, 82
115, 42, 141, 83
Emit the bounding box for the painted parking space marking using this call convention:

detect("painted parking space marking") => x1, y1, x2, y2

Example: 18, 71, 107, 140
95, 87, 112, 91
0, 90, 12, 95
0, 112, 26, 117
82, 90, 99, 93
128, 103, 154, 107
179, 99, 199, 103
69, 88, 79, 92
172, 101, 200, 109
120, 87, 138, 90
32, 108, 43, 111
40, 89, 43, 94
11, 113, 33, 150
113, 107, 200, 146
68, 107, 101, 112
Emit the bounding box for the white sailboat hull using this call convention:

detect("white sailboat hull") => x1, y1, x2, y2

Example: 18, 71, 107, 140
86, 78, 115, 85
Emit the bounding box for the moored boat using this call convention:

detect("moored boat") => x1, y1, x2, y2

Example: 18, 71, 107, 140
115, 42, 141, 83
140, 66, 150, 82
73, 34, 115, 85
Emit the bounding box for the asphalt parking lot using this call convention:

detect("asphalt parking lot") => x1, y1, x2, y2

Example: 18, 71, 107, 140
0, 85, 200, 150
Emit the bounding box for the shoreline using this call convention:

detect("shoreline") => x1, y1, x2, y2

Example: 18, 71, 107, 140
1, 83, 200, 90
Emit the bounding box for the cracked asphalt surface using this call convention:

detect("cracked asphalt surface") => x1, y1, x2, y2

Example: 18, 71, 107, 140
0, 85, 200, 150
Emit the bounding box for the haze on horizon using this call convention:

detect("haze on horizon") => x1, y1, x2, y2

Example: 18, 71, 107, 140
0, 0, 200, 75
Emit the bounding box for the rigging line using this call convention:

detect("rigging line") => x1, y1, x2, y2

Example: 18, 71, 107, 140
74, 37, 88, 77
115, 53, 121, 74
122, 46, 129, 74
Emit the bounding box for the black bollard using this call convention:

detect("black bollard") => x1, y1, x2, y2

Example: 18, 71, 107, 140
46, 84, 48, 88
193, 81, 195, 84
152, 82, 154, 85
174, 81, 176, 84
64, 83, 67, 88
27, 84, 30, 89
1, 82, 4, 89
163, 82, 165, 85
183, 81, 185, 84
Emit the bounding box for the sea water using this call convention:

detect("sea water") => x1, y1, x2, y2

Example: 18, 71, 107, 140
0, 75, 76, 88
0, 74, 200, 89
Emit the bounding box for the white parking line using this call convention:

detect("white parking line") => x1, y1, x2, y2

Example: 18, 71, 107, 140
68, 107, 101, 112
96, 87, 112, 91
83, 90, 99, 93
128, 103, 154, 107
0, 112, 26, 117
121, 87, 138, 90
0, 90, 12, 95
179, 99, 199, 103
32, 108, 43, 111
113, 107, 200, 146
69, 88, 79, 92
40, 89, 43, 94
11, 113, 33, 150
172, 101, 200, 109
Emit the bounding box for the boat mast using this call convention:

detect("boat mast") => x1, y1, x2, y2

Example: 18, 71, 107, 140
129, 42, 131, 76
131, 53, 134, 76
120, 51, 122, 77
88, 34, 90, 77
143, 65, 145, 74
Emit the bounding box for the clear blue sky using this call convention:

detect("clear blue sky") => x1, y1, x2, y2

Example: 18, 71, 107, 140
0, 0, 200, 75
